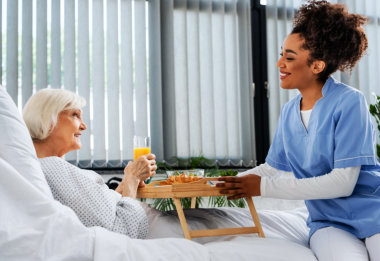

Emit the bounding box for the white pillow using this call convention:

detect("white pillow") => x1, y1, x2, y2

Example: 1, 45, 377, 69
0, 86, 52, 197
0, 157, 95, 261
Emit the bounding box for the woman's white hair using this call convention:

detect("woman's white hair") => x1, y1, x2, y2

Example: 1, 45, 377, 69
23, 88, 86, 141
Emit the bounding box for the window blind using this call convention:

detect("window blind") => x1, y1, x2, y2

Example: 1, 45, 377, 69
2, 0, 150, 168
155, 0, 256, 167
2, 0, 255, 168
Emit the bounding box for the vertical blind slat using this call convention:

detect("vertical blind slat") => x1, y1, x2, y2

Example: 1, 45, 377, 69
64, 0, 75, 92
225, 0, 241, 161
92, 0, 106, 167
36, 0, 47, 91
107, 0, 121, 166
174, 0, 190, 158
237, 0, 255, 166
278, 0, 290, 105
266, 0, 280, 140
51, 0, 61, 89
64, 0, 77, 162
134, 0, 148, 136
6, 0, 18, 103
357, 0, 370, 101
199, 0, 215, 159
0, 0, 2, 86
161, 0, 177, 162
149, 0, 164, 161
78, 0, 91, 167
376, 0, 380, 101
186, 0, 202, 157
121, 0, 134, 162
22, 0, 33, 106
365, 0, 378, 103
212, 0, 228, 160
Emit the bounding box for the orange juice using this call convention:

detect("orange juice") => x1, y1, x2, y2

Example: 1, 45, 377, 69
133, 147, 151, 160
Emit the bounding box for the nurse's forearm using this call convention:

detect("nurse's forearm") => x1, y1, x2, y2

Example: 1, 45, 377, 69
261, 166, 360, 200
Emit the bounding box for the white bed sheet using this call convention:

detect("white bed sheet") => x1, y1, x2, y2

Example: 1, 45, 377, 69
146, 204, 316, 260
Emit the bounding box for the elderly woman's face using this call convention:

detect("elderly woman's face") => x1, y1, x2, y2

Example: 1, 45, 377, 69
48, 109, 86, 156
276, 33, 318, 90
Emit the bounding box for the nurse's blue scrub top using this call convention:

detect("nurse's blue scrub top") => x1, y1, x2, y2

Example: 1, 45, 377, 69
266, 77, 380, 239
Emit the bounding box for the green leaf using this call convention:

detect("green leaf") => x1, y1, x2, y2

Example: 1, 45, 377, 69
369, 96, 380, 161
370, 104, 376, 114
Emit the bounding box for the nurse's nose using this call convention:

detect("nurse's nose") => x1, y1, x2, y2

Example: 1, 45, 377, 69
277, 55, 285, 68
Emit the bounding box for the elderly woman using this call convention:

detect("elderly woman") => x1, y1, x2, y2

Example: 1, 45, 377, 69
23, 88, 315, 249
23, 88, 157, 239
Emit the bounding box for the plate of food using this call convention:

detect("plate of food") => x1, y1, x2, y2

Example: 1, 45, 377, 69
166, 169, 204, 178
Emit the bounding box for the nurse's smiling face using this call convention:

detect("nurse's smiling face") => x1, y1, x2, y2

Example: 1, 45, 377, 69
277, 33, 322, 90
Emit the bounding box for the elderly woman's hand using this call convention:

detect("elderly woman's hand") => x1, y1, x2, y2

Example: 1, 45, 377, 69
216, 174, 261, 200
127, 153, 157, 188
118, 154, 157, 198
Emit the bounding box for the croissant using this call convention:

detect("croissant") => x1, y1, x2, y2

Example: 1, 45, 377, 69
159, 173, 203, 185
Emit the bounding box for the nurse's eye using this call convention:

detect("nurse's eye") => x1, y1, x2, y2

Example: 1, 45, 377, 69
286, 57, 295, 61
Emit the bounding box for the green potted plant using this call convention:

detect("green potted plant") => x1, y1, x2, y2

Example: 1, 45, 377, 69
369, 95, 380, 159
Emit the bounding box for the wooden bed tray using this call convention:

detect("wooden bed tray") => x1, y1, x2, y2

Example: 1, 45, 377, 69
137, 177, 265, 240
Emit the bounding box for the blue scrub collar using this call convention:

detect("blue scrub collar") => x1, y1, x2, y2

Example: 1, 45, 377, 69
296, 76, 335, 102
321, 77, 335, 97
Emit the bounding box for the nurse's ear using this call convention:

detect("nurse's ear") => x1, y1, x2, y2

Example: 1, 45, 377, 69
311, 60, 326, 75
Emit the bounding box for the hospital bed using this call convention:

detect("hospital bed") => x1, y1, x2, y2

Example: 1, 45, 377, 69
0, 85, 317, 261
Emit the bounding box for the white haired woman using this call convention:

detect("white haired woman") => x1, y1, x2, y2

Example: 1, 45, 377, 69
23, 88, 157, 239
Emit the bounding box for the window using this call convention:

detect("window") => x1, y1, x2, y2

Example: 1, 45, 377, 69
2, 0, 255, 168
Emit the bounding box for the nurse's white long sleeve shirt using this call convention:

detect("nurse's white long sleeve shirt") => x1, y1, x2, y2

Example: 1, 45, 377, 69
239, 163, 360, 200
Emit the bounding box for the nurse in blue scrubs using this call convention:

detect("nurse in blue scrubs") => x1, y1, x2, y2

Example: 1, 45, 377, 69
218, 1, 380, 260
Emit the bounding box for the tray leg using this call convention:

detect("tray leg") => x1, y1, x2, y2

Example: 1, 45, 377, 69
173, 197, 192, 240
190, 197, 196, 208
246, 197, 265, 238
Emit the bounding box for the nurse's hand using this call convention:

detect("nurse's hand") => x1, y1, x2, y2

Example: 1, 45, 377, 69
217, 174, 261, 200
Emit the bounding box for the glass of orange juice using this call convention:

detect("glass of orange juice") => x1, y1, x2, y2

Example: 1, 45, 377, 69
133, 136, 152, 183
133, 136, 151, 160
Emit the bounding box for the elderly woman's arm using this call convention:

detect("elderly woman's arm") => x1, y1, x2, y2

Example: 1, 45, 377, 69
39, 156, 148, 239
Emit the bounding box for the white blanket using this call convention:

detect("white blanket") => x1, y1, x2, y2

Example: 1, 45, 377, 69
0, 156, 317, 260
0, 157, 210, 261
146, 205, 309, 246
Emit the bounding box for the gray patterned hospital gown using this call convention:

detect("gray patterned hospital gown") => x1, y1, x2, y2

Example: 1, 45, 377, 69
39, 156, 148, 239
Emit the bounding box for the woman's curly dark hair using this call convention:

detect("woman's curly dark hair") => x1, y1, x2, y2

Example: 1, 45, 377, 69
291, 0, 368, 82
